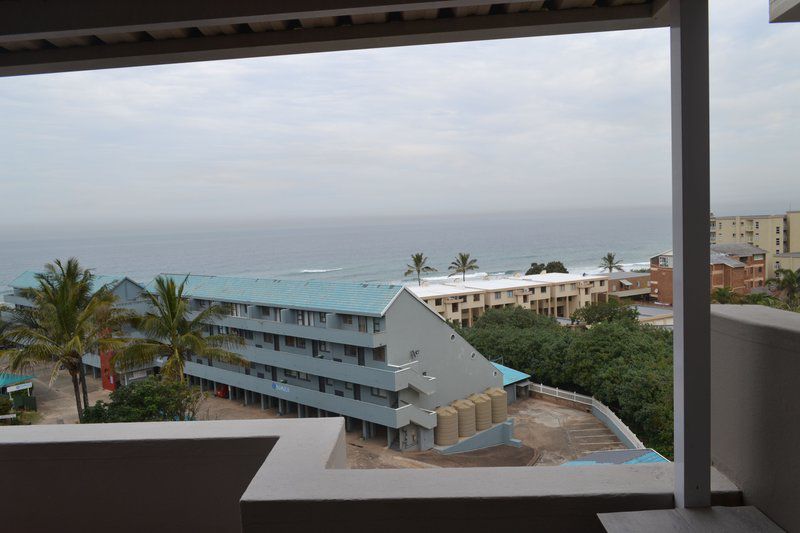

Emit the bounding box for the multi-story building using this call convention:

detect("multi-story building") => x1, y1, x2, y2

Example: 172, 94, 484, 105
408, 273, 608, 323
606, 271, 651, 300
650, 244, 767, 305
775, 251, 800, 274
710, 210, 800, 277
151, 274, 503, 451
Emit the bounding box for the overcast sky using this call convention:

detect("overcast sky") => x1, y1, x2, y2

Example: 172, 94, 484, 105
0, 1, 798, 232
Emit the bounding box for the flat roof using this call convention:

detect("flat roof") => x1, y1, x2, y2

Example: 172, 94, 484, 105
0, 1, 668, 77
459, 278, 546, 291
521, 272, 608, 283
406, 284, 483, 299
152, 274, 403, 317
491, 362, 530, 387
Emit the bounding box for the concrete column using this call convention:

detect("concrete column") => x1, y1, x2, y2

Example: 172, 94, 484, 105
199, 379, 205, 392
361, 420, 368, 440
260, 394, 266, 410
671, 0, 711, 509
229, 386, 235, 401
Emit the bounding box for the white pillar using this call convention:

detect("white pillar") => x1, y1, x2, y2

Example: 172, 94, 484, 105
671, 0, 711, 509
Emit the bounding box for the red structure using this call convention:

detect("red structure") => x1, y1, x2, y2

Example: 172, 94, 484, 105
99, 350, 118, 391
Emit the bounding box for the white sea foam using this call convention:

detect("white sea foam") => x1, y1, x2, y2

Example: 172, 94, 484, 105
300, 268, 344, 273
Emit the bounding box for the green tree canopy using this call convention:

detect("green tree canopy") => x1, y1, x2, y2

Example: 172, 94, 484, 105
82, 376, 202, 423
570, 299, 640, 325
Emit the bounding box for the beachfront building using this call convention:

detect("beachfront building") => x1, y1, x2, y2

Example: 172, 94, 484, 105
650, 244, 767, 305
152, 274, 503, 451
408, 272, 609, 324
775, 252, 800, 274
3, 271, 152, 390
710, 210, 800, 277
607, 271, 652, 300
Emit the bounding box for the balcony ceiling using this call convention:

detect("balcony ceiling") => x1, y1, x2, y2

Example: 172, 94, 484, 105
0, 0, 668, 77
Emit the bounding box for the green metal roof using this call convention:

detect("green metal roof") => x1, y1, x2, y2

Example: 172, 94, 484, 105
0, 373, 34, 389
9, 271, 130, 293
492, 362, 531, 387
150, 274, 404, 317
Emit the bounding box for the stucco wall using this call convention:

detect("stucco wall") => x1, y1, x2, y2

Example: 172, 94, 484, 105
710, 304, 800, 532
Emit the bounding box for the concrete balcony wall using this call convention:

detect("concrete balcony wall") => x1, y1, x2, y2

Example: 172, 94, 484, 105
184, 362, 433, 428
2, 293, 31, 307
711, 304, 800, 532
213, 314, 382, 348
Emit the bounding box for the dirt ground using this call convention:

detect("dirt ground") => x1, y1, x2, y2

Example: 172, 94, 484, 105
27, 369, 623, 468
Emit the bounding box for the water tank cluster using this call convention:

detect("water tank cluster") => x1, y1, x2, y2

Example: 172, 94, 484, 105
433, 387, 508, 446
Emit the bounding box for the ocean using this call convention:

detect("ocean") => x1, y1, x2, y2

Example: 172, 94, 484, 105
0, 208, 670, 291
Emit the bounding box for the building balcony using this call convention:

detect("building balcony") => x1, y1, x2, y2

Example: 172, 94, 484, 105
2, 293, 31, 307
210, 314, 382, 348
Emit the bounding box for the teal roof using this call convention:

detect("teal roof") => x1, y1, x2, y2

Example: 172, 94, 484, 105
492, 362, 530, 387
0, 373, 34, 389
10, 271, 130, 293
150, 274, 405, 317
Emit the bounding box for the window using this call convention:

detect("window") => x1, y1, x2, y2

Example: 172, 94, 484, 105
319, 312, 327, 323
600, 280, 605, 286
473, 294, 480, 301
250, 362, 256, 369
342, 315, 353, 325
570, 283, 577, 290
343, 345, 358, 357
451, 303, 458, 312
284, 369, 298, 378
345, 382, 353, 390
259, 306, 270, 318
319, 341, 329, 352
373, 318, 381, 333
335, 390, 344, 397
506, 291, 513, 298
373, 346, 386, 362
325, 378, 333, 386
776, 226, 781, 234
263, 332, 273, 343
559, 284, 566, 291
296, 338, 306, 349
777, 238, 781, 246
257, 372, 264, 379
494, 292, 501, 300
755, 221, 759, 229
229, 303, 247, 317
297, 372, 310, 381
297, 310, 309, 326
370, 387, 388, 399
540, 287, 546, 293
434, 298, 443, 306
285, 336, 295, 347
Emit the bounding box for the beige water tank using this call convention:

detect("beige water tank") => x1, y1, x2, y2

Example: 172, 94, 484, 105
469, 392, 492, 431
434, 406, 459, 446
452, 399, 476, 437
486, 387, 508, 423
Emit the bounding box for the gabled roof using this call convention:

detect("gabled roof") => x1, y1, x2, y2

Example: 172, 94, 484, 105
151, 274, 404, 317
491, 362, 530, 387
9, 271, 140, 293
710, 253, 745, 268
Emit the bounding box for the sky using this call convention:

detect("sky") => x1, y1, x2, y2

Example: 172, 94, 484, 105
0, 1, 798, 233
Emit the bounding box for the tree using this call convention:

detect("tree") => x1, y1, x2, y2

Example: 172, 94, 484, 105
740, 292, 788, 309
448, 253, 479, 282
570, 300, 640, 325
0, 258, 125, 420
82, 376, 203, 423
710, 287, 740, 304
527, 261, 569, 275
599, 252, 623, 273
404, 253, 437, 286
767, 268, 800, 306
112, 276, 247, 382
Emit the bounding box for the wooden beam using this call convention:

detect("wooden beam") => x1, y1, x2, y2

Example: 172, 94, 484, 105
0, 4, 665, 77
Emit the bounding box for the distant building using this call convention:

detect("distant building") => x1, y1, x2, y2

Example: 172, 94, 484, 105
775, 252, 800, 274
606, 271, 651, 300
649, 244, 767, 305
407, 273, 609, 326
710, 210, 800, 277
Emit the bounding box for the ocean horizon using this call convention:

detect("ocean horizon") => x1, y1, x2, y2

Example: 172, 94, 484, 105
0, 208, 670, 292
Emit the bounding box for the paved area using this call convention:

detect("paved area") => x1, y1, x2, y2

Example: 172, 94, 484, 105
26, 369, 624, 467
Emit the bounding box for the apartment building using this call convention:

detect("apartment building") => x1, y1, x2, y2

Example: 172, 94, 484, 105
650, 244, 767, 305
152, 274, 502, 451
408, 273, 608, 324
710, 210, 800, 277
607, 271, 651, 300
3, 271, 152, 389
775, 252, 800, 273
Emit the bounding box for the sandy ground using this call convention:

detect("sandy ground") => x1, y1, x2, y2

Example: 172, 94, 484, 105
27, 369, 622, 468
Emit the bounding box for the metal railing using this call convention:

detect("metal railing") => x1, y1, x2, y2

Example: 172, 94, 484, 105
528, 382, 645, 450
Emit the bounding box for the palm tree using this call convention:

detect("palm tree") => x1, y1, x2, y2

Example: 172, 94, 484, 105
0, 258, 124, 420
599, 252, 623, 273
767, 268, 800, 306
404, 253, 437, 286
448, 253, 479, 282
740, 292, 787, 309
113, 276, 247, 383
711, 287, 740, 304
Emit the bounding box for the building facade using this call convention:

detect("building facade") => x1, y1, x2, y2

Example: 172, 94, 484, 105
153, 275, 503, 451
408, 273, 609, 325
710, 211, 800, 277
649, 245, 767, 305
607, 271, 651, 300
